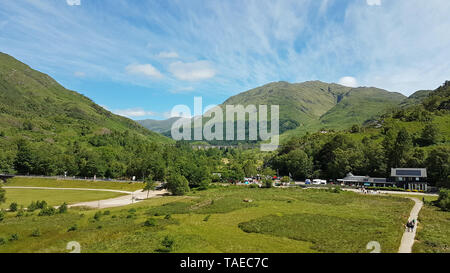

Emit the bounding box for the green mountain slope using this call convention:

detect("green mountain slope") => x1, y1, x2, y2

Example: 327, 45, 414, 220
223, 81, 352, 129
151, 80, 408, 144
137, 117, 180, 133
218, 81, 406, 143
319, 87, 406, 129
400, 90, 433, 108
0, 52, 169, 143
0, 52, 173, 177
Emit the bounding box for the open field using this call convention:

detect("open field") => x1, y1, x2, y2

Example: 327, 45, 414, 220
414, 204, 450, 253
0, 188, 126, 209
0, 186, 415, 253
3, 177, 144, 192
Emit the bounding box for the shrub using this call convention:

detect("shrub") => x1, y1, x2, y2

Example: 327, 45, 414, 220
164, 214, 172, 220
203, 215, 211, 222
329, 186, 343, 194
31, 229, 41, 237
28, 201, 38, 212
93, 211, 102, 221
9, 202, 18, 212
103, 210, 110, 215
0, 210, 5, 222
249, 184, 259, 188
67, 224, 78, 232
36, 200, 47, 209
58, 203, 68, 214
161, 236, 174, 251
198, 179, 211, 191
0, 238, 5, 245
436, 189, 450, 211
144, 218, 157, 227
280, 176, 290, 183
38, 206, 56, 216
16, 209, 25, 217
166, 173, 190, 196
263, 179, 273, 188
8, 233, 19, 242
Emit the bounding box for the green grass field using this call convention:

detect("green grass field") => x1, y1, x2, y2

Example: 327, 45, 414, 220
4, 177, 144, 192
0, 186, 416, 253
414, 204, 450, 253
0, 189, 126, 209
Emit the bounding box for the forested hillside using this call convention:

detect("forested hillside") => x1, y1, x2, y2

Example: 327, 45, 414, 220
268, 81, 450, 187
0, 53, 171, 178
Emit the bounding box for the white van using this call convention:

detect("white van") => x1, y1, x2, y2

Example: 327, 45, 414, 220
312, 179, 327, 185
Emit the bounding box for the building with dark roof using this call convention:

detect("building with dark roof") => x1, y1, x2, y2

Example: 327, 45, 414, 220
337, 173, 395, 187
337, 168, 428, 191
390, 168, 428, 191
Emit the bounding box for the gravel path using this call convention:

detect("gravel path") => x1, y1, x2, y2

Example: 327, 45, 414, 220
398, 197, 423, 253
4, 186, 168, 209
69, 189, 168, 209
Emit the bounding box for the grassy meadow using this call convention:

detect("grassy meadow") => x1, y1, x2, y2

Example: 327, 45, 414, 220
414, 204, 450, 253
0, 188, 126, 209
0, 186, 415, 253
4, 177, 144, 192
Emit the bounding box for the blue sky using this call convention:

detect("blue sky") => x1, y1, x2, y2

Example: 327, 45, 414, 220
1, 0, 449, 120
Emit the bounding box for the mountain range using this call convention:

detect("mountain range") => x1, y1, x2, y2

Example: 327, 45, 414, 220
138, 81, 420, 141
0, 52, 435, 147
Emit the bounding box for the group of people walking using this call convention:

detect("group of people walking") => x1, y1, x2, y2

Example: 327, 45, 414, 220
406, 219, 416, 232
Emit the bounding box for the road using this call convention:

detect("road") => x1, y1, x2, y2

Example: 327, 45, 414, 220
3, 186, 168, 209
398, 197, 423, 253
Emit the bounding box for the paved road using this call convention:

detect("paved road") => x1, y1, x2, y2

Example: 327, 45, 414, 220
398, 197, 423, 253
4, 186, 168, 209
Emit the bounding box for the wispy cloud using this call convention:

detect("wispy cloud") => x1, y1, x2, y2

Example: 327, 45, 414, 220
366, 0, 382, 6
156, 51, 179, 59
126, 64, 163, 79
112, 107, 157, 118
74, 71, 86, 78
0, 0, 449, 107
66, 0, 81, 6
170, 86, 195, 94
169, 61, 215, 81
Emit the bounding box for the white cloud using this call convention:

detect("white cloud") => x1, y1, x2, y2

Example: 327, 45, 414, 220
113, 108, 157, 118
156, 51, 179, 58
125, 64, 163, 79
338, 76, 359, 88
169, 61, 215, 81
170, 86, 195, 94
366, 0, 381, 6
74, 71, 85, 77
66, 0, 81, 6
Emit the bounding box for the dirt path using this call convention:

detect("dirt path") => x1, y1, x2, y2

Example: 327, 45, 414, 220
398, 197, 423, 253
69, 189, 168, 209
4, 186, 168, 209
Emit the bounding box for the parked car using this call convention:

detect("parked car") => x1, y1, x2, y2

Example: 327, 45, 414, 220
305, 179, 311, 185
313, 179, 327, 185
